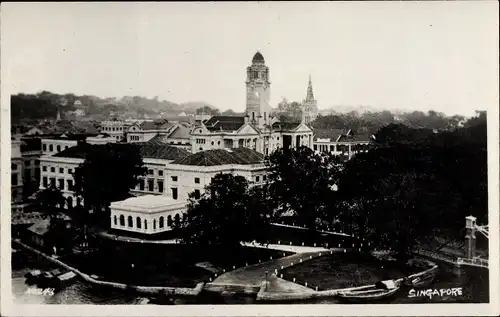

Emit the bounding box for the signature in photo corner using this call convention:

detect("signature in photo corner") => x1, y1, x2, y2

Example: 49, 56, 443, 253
25, 287, 55, 296
408, 287, 463, 300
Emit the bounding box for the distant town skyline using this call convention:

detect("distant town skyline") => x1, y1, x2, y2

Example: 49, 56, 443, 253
2, 2, 498, 117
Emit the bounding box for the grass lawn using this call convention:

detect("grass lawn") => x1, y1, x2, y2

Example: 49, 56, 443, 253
60, 240, 291, 288
281, 252, 421, 291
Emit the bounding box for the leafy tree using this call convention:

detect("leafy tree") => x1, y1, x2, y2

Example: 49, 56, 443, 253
267, 146, 341, 231
74, 143, 147, 226
36, 185, 65, 220
337, 119, 487, 256
196, 105, 220, 116
173, 174, 272, 249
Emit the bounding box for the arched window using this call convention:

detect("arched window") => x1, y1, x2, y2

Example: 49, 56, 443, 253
137, 217, 142, 228
49, 144, 53, 152
114, 215, 117, 225
128, 216, 133, 227
56, 145, 61, 152
159, 216, 164, 228
174, 214, 181, 227
144, 219, 148, 230
67, 196, 73, 209
153, 219, 156, 230
119, 215, 125, 226
167, 215, 173, 227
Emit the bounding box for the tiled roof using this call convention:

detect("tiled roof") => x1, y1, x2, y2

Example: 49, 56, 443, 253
172, 148, 264, 166
204, 116, 245, 132
271, 121, 301, 132
138, 120, 175, 131
136, 142, 191, 160
314, 128, 346, 141
27, 219, 51, 236
167, 125, 192, 139
337, 133, 374, 142
52, 144, 90, 159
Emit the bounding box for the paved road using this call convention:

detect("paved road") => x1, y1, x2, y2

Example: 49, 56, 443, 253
212, 251, 325, 286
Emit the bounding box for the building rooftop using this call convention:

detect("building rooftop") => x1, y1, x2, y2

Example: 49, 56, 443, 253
27, 219, 51, 236
110, 195, 185, 213
271, 121, 302, 132
204, 116, 245, 132
136, 142, 191, 160
172, 148, 264, 166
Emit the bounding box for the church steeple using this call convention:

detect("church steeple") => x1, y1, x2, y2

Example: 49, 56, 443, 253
305, 75, 314, 102
302, 75, 318, 124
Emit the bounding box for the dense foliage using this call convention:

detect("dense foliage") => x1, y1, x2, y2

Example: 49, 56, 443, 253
267, 146, 342, 231
336, 115, 487, 255
74, 143, 147, 226
173, 174, 273, 249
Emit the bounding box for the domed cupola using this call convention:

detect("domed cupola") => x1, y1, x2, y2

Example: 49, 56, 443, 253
252, 51, 265, 64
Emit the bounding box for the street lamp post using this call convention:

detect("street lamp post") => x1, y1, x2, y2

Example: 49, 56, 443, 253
265, 270, 269, 291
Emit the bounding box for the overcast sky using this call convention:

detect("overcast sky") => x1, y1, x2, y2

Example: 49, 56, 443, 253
1, 2, 498, 116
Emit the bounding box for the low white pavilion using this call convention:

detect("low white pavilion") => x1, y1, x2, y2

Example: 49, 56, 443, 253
110, 195, 187, 234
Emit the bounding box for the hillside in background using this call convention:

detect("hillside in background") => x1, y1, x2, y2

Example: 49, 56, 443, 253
10, 91, 218, 123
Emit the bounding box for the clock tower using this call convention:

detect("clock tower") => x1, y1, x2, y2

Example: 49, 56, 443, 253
245, 51, 271, 128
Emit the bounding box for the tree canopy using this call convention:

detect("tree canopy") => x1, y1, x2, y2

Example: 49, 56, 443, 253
173, 173, 273, 249
336, 115, 487, 255
74, 143, 147, 226
267, 146, 342, 231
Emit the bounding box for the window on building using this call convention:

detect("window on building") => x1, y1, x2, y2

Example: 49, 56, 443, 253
11, 163, 17, 170
24, 170, 31, 181
56, 145, 61, 152
159, 216, 164, 228
171, 176, 178, 182
25, 160, 31, 167
67, 179, 74, 191
174, 214, 181, 226
50, 178, 56, 187
167, 215, 173, 227
43, 144, 47, 151
158, 170, 163, 176
263, 175, 267, 181
264, 112, 267, 120
256, 176, 260, 182
153, 219, 156, 230
35, 161, 40, 166
11, 173, 18, 186
144, 219, 148, 229
172, 188, 178, 200
157, 180, 164, 193
128, 216, 133, 227
252, 112, 255, 121
194, 189, 201, 199
148, 169, 154, 175
313, 144, 317, 150
58, 179, 64, 190
211, 141, 214, 145
330, 145, 335, 151
139, 180, 145, 191
68, 169, 73, 174
194, 177, 200, 184
50, 167, 55, 173
59, 168, 64, 174
49, 144, 53, 152
43, 166, 47, 172
148, 179, 154, 192
137, 217, 142, 229
43, 177, 48, 188
114, 215, 117, 225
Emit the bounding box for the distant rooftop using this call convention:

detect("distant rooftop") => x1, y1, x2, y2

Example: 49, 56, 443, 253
204, 116, 245, 132
172, 148, 264, 166
110, 195, 185, 213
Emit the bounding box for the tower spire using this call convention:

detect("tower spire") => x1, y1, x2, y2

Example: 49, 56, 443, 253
306, 75, 314, 102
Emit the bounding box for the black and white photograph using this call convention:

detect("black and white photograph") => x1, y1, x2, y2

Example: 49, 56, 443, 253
1, 2, 498, 316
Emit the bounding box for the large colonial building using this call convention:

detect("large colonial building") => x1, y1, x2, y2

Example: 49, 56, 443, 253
189, 52, 315, 156
109, 147, 266, 235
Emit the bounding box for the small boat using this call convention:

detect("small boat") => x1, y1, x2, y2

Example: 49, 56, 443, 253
338, 280, 400, 303
24, 269, 43, 284
38, 269, 62, 287
52, 271, 78, 289
404, 274, 435, 287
